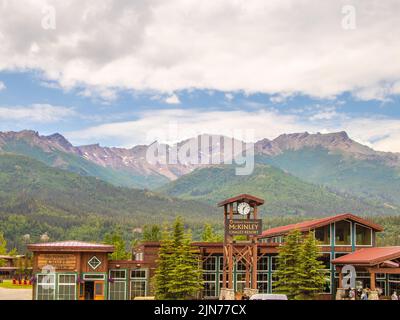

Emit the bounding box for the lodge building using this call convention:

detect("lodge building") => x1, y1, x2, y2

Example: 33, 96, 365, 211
27, 196, 400, 300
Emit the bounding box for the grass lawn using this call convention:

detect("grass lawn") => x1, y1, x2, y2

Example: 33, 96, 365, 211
0, 280, 32, 289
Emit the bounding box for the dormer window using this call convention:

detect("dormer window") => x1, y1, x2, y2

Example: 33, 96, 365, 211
335, 220, 351, 245
315, 225, 330, 245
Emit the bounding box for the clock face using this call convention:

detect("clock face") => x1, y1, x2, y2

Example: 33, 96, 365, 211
237, 202, 251, 215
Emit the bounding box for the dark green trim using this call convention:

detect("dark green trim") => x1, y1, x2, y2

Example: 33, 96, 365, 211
330, 223, 336, 297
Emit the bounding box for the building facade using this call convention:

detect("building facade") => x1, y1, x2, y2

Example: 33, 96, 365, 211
28, 212, 398, 300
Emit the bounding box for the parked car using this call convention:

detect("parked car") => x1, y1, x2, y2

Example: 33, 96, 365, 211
249, 294, 288, 300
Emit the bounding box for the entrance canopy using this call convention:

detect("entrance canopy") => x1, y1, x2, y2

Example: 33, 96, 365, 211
332, 247, 400, 267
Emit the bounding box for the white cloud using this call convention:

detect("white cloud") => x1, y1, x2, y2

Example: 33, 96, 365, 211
225, 93, 234, 101
0, 81, 5, 91
164, 93, 181, 104
67, 107, 400, 153
0, 1, 400, 100
0, 104, 76, 123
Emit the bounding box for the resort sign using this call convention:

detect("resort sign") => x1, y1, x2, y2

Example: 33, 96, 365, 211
226, 219, 263, 236
37, 254, 76, 271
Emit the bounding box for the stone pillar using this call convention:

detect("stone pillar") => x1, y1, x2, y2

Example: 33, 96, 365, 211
336, 288, 346, 300
369, 290, 379, 300
219, 288, 235, 300
243, 288, 258, 298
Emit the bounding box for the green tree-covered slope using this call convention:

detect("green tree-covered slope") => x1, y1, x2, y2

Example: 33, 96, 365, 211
257, 147, 400, 206
159, 164, 399, 216
0, 154, 217, 250
1, 139, 168, 189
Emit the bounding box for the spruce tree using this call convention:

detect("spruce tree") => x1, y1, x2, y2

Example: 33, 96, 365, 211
104, 231, 130, 260
201, 224, 223, 242
154, 218, 203, 300
168, 230, 203, 299
274, 229, 303, 299
0, 232, 7, 267
154, 226, 174, 299
297, 232, 326, 299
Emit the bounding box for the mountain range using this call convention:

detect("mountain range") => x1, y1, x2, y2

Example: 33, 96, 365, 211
0, 130, 399, 208
1, 129, 400, 249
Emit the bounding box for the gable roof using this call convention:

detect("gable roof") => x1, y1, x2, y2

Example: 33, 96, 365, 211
218, 194, 265, 207
28, 241, 114, 253
332, 247, 400, 266
261, 213, 383, 238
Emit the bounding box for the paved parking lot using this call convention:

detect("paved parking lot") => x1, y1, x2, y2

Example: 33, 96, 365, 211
0, 287, 32, 300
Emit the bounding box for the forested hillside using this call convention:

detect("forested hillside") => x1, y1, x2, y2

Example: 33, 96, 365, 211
159, 164, 399, 216
0, 154, 216, 251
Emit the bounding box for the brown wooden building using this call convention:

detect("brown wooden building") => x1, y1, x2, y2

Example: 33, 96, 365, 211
28, 213, 399, 300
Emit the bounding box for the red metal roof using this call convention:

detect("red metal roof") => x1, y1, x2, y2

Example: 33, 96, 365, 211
261, 213, 383, 238
218, 194, 265, 207
28, 241, 114, 253
332, 247, 400, 266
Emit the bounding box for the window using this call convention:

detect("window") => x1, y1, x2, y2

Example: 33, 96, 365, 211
95, 283, 103, 295
315, 225, 330, 245
203, 273, 217, 297
257, 272, 268, 293
83, 274, 105, 281
335, 220, 351, 245
36, 274, 56, 300
271, 273, 279, 293
131, 269, 147, 279
203, 256, 217, 271
321, 271, 331, 294
218, 256, 224, 271
109, 270, 127, 300
135, 252, 144, 261
271, 256, 279, 271
130, 269, 147, 299
376, 280, 386, 296
318, 253, 331, 270
355, 224, 372, 246
235, 273, 246, 293
57, 274, 76, 300
235, 260, 246, 292
257, 257, 268, 271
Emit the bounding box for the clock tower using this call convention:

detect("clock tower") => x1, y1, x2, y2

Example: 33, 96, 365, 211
218, 194, 264, 300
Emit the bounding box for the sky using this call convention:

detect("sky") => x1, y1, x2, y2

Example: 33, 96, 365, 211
0, 0, 400, 151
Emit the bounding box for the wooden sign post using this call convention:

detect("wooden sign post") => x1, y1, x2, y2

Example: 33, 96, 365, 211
218, 194, 264, 300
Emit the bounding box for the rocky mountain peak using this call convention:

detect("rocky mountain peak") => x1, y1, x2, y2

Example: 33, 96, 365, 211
46, 133, 73, 150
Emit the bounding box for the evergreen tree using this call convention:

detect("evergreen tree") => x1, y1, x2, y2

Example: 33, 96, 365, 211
297, 232, 326, 299
167, 230, 203, 299
154, 218, 203, 300
201, 224, 223, 242
143, 225, 161, 242
154, 226, 174, 299
274, 229, 303, 299
104, 230, 131, 260
0, 232, 7, 267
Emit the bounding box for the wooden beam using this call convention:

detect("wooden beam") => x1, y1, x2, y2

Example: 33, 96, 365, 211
368, 267, 400, 274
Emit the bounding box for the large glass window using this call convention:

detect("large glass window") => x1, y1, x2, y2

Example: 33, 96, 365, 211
109, 270, 127, 300
203, 273, 217, 297
257, 272, 268, 293
257, 257, 268, 271
355, 224, 372, 246
130, 269, 147, 299
37, 274, 56, 300
271, 256, 278, 271
335, 220, 351, 245
315, 225, 331, 245
318, 253, 331, 270
57, 274, 76, 300
203, 256, 217, 271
